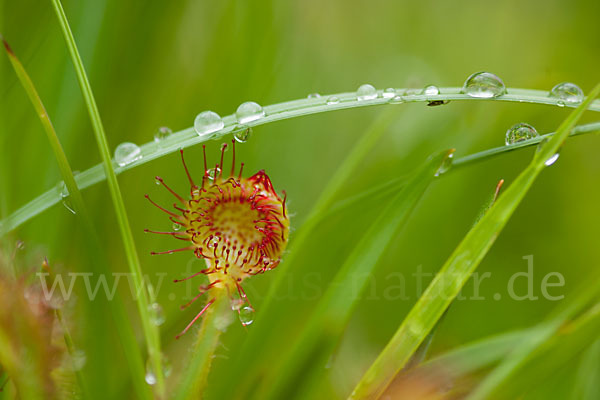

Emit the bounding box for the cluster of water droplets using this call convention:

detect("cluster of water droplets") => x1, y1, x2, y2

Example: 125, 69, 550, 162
105, 73, 584, 188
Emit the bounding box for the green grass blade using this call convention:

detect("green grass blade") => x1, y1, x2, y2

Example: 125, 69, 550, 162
49, 0, 165, 395
1, 35, 86, 225
349, 82, 600, 400
573, 339, 600, 400
420, 328, 538, 378
259, 149, 453, 400
466, 269, 600, 400
479, 302, 600, 400
2, 89, 600, 234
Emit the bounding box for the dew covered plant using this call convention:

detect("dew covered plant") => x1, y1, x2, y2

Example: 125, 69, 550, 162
2, 2, 600, 400
146, 141, 289, 337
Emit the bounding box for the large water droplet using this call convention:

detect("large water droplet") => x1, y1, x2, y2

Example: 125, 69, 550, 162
172, 223, 182, 232
462, 72, 506, 98
326, 96, 340, 105
234, 126, 252, 143
154, 126, 172, 144
423, 85, 440, 95
505, 123, 538, 145
148, 302, 165, 326
236, 101, 265, 124
239, 306, 255, 326
114, 142, 142, 167
307, 93, 321, 99
194, 111, 224, 137
382, 88, 396, 98
356, 84, 377, 101
145, 354, 172, 386
549, 82, 584, 105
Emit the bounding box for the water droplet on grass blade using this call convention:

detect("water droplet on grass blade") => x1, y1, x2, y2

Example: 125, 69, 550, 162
505, 123, 538, 145
154, 126, 172, 144
326, 96, 340, 105
234, 126, 252, 143
236, 101, 265, 124
195, 111, 224, 137
114, 142, 142, 167
239, 306, 255, 326
536, 138, 560, 166
423, 85, 440, 95
307, 93, 321, 99
388, 95, 404, 104
462, 72, 506, 98
145, 354, 172, 385
356, 84, 377, 100
149, 302, 165, 326
544, 153, 560, 166
59, 181, 76, 214
382, 88, 396, 98
549, 82, 584, 105
435, 153, 454, 177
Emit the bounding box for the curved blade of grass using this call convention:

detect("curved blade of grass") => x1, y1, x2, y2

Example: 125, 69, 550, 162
477, 302, 600, 400
1, 35, 86, 226
2, 35, 152, 400
50, 0, 165, 395
573, 339, 600, 400
349, 82, 600, 400
258, 149, 453, 400
466, 267, 600, 400
2, 87, 600, 234
420, 328, 539, 378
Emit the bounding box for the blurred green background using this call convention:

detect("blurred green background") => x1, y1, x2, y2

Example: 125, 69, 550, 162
1, 0, 600, 398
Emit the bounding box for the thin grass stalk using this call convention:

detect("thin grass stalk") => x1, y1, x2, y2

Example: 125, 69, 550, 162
349, 82, 600, 400
49, 0, 165, 395
2, 33, 152, 399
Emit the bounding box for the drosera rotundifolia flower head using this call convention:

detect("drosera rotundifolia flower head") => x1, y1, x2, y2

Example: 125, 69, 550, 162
145, 140, 290, 338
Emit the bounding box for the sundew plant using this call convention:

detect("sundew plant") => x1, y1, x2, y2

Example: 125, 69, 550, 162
1, 1, 600, 399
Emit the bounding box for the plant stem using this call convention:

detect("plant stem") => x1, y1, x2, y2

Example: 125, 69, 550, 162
2, 88, 599, 235
49, 0, 165, 395
172, 294, 229, 400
